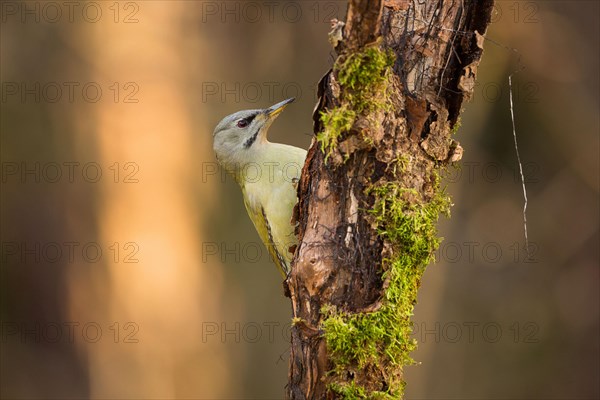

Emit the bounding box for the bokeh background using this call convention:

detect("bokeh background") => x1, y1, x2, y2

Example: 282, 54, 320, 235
1, 1, 598, 399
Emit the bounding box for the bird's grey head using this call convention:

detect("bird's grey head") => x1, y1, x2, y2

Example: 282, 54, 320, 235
212, 98, 294, 169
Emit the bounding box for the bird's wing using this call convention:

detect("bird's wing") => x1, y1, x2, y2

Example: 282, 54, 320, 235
242, 188, 290, 277
241, 146, 307, 278
259, 147, 307, 276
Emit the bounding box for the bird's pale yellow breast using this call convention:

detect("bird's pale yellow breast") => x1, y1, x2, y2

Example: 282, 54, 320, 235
239, 143, 306, 276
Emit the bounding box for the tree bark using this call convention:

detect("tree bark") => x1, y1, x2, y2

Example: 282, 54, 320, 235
287, 1, 494, 398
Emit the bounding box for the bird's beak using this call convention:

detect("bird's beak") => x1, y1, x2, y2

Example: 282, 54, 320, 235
255, 98, 295, 143
265, 97, 295, 119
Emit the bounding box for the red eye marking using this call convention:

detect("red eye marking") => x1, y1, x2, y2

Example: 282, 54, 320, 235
237, 119, 248, 128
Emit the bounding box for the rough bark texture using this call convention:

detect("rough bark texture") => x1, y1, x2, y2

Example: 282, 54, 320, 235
287, 1, 494, 398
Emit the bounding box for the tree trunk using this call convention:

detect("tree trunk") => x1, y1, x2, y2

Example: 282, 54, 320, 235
286, 0, 494, 398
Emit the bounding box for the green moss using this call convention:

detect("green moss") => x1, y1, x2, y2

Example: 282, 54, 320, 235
322, 174, 451, 398
451, 118, 462, 135
317, 46, 395, 158
337, 47, 390, 88
328, 381, 399, 399
329, 383, 400, 400
315, 43, 450, 398
318, 105, 357, 157
336, 46, 395, 113
328, 381, 367, 398
336, 47, 395, 89
390, 154, 410, 176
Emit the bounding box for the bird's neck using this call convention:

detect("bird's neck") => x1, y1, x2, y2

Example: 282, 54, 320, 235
220, 140, 272, 186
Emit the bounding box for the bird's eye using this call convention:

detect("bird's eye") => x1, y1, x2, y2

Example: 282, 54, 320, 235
237, 119, 249, 128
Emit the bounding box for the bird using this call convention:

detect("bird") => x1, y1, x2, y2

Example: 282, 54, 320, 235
213, 98, 307, 278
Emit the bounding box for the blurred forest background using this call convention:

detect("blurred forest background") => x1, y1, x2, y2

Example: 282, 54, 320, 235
1, 1, 598, 399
